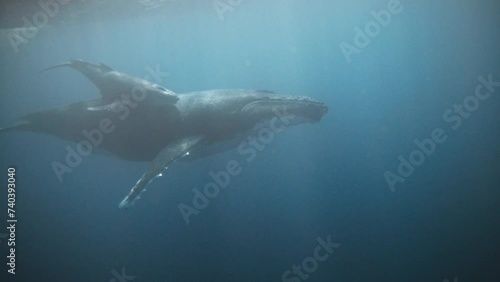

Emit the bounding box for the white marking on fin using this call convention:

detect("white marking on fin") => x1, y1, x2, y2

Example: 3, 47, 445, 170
118, 137, 203, 209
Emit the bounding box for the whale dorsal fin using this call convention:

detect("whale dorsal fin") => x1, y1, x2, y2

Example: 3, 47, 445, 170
100, 63, 114, 72
118, 136, 204, 209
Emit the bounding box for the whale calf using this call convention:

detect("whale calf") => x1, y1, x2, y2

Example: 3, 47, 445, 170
41, 59, 179, 109
2, 66, 328, 208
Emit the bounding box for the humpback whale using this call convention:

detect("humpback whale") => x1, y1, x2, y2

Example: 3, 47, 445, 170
1, 65, 328, 208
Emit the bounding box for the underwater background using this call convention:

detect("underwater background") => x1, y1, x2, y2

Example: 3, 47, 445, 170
0, 0, 499, 281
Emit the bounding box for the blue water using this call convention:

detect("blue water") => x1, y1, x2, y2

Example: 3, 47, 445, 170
0, 0, 499, 281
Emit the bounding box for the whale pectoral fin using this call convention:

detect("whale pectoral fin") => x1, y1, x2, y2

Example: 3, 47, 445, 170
99, 63, 114, 72
118, 137, 203, 209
